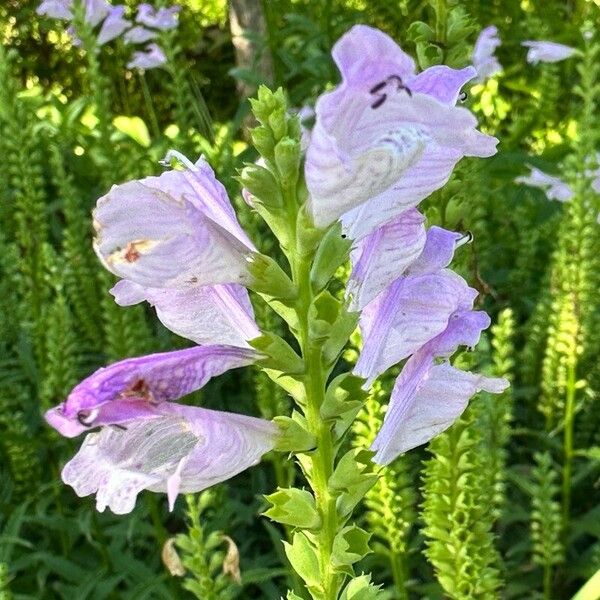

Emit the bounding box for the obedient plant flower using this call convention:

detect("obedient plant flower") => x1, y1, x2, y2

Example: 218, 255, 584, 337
127, 42, 167, 69
371, 310, 508, 464
93, 152, 256, 288
45, 345, 273, 513
124, 25, 157, 44
97, 4, 130, 45
472, 25, 502, 82
136, 3, 180, 30
305, 24, 498, 235
354, 226, 473, 386
515, 165, 573, 202
522, 40, 577, 64
36, 0, 72, 19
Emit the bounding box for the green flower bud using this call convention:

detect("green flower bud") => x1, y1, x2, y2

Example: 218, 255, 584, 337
274, 137, 301, 183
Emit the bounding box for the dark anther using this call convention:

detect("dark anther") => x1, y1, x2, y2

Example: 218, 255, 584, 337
371, 93, 387, 109
369, 80, 387, 94
341, 234, 347, 239
110, 424, 128, 431
77, 410, 94, 427
459, 91, 468, 103
387, 75, 413, 96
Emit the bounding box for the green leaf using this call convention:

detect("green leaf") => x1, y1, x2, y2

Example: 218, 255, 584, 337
572, 567, 600, 600
262, 368, 305, 404
283, 532, 322, 592
248, 254, 297, 300
264, 487, 321, 529
308, 291, 342, 341
340, 575, 383, 600
322, 309, 359, 368
332, 525, 372, 574
273, 413, 316, 452
112, 115, 151, 147
249, 333, 304, 374
329, 448, 378, 518
321, 374, 367, 439
310, 222, 351, 293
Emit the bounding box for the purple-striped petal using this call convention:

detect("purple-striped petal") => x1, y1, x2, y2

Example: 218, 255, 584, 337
127, 43, 167, 69
355, 270, 477, 386
372, 362, 508, 463
111, 280, 260, 347
136, 4, 180, 30
85, 0, 110, 27
305, 25, 498, 230
36, 0, 72, 19
93, 155, 255, 288
347, 209, 426, 310
405, 226, 463, 275
45, 345, 259, 438
60, 402, 276, 514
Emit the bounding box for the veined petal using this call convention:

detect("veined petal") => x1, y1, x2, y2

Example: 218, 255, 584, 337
36, 0, 72, 19
93, 158, 255, 288
127, 43, 167, 69
355, 270, 477, 386
340, 147, 461, 241
405, 226, 463, 275
136, 3, 180, 30
410, 66, 476, 105
61, 403, 276, 514
111, 280, 260, 347
45, 345, 259, 437
85, 0, 111, 27
372, 363, 508, 463
347, 209, 426, 310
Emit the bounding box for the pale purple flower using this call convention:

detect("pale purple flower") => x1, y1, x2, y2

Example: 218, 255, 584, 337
97, 5, 130, 45
472, 26, 502, 82
47, 393, 274, 514
354, 227, 477, 387
136, 3, 180, 30
515, 166, 573, 202
346, 208, 427, 311
111, 280, 260, 348
305, 25, 498, 233
93, 152, 256, 288
45, 345, 259, 438
85, 0, 111, 27
124, 25, 157, 44
522, 41, 577, 64
36, 0, 72, 19
126, 42, 167, 69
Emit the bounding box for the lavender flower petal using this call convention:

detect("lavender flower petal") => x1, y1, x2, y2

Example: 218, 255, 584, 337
405, 226, 463, 275
36, 0, 72, 19
111, 280, 260, 347
515, 166, 573, 202
347, 209, 426, 311
45, 345, 259, 437
97, 5, 130, 45
136, 3, 180, 30
355, 270, 477, 386
127, 43, 167, 69
60, 403, 276, 514
522, 41, 577, 64
372, 363, 508, 463
85, 0, 111, 27
93, 155, 255, 288
305, 25, 498, 230
472, 26, 502, 82
124, 25, 157, 44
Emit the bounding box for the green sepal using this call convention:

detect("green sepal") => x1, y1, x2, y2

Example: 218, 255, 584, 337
273, 413, 316, 452
287, 592, 304, 600
332, 525, 372, 575
259, 294, 300, 331
329, 448, 378, 518
250, 125, 276, 160
310, 222, 351, 293
263, 487, 321, 529
249, 333, 304, 374
238, 163, 283, 209
283, 532, 323, 593
250, 86, 287, 127
247, 253, 297, 300
296, 205, 325, 257
340, 575, 383, 600
321, 374, 368, 439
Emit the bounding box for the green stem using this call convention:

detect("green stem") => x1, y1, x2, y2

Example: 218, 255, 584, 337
543, 563, 552, 600
390, 552, 408, 600
562, 358, 577, 528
